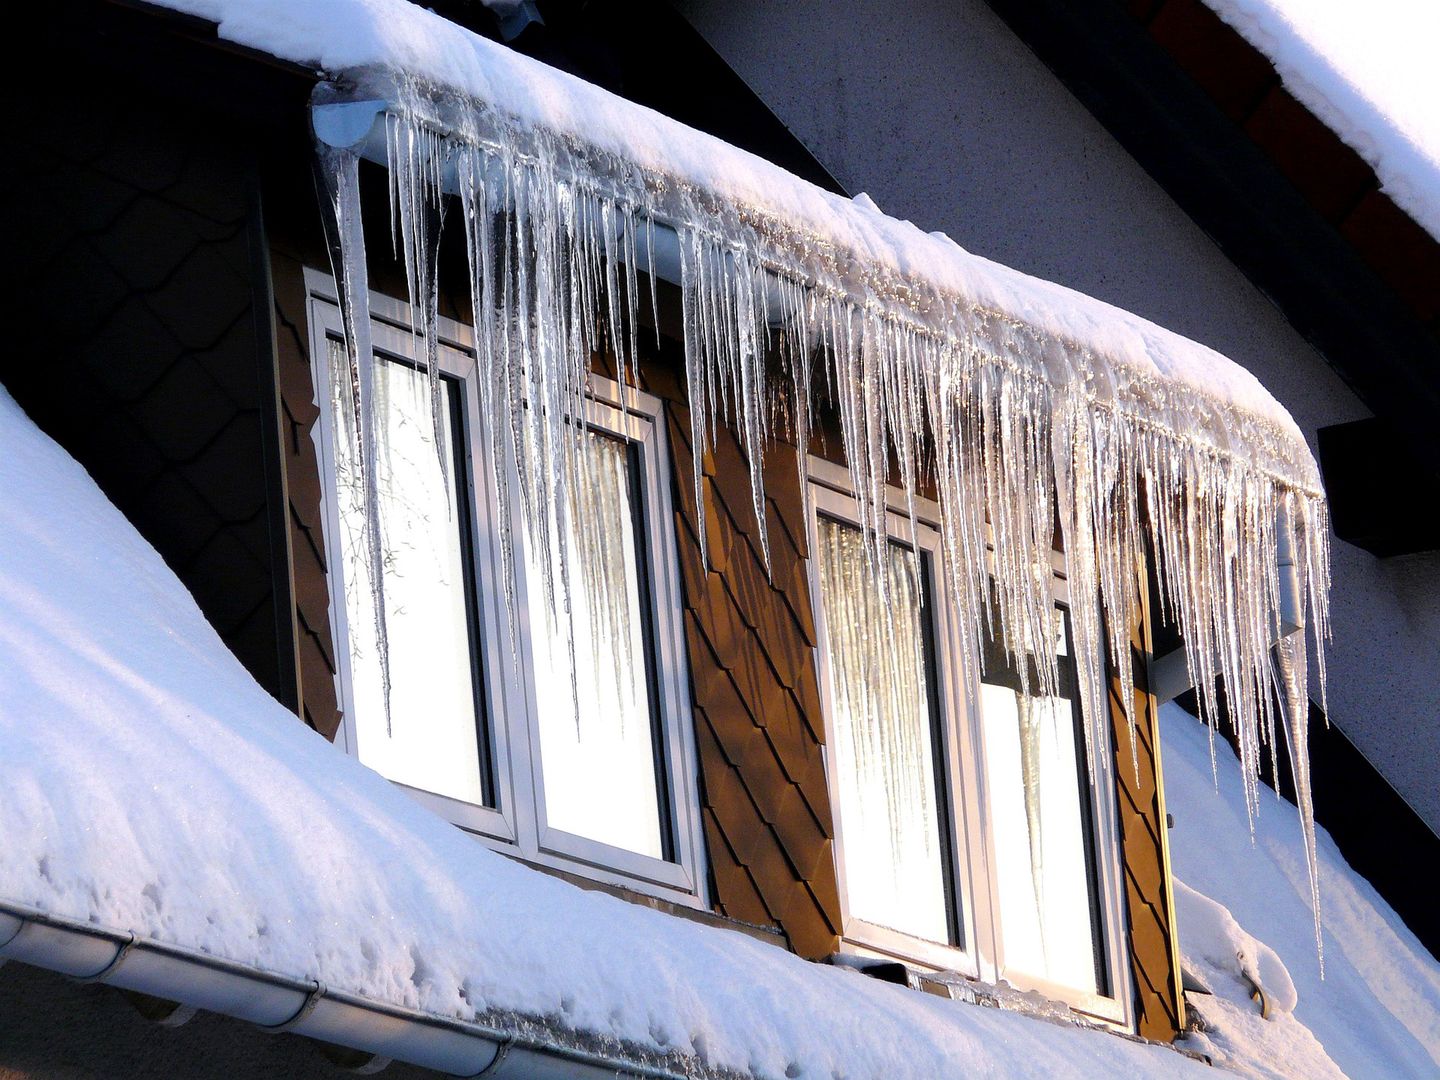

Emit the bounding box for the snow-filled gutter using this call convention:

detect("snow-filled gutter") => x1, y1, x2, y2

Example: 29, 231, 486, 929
0, 900, 704, 1079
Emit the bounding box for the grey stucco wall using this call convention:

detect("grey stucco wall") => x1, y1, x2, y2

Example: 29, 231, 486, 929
675, 0, 1440, 831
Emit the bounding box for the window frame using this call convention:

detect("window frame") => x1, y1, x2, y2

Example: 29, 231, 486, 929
805, 455, 1132, 1028
968, 567, 1132, 1025
304, 268, 708, 909
807, 478, 987, 978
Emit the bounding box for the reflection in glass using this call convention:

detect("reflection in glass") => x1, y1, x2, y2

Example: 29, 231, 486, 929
329, 340, 487, 805
526, 431, 665, 860
816, 517, 952, 944
981, 607, 1104, 993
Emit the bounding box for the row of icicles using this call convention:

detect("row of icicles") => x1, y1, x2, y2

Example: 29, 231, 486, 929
313, 80, 1331, 966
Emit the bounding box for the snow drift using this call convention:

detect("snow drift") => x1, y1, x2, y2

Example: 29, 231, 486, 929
1163, 703, 1440, 1079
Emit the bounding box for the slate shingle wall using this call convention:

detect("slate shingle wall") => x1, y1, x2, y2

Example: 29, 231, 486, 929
0, 78, 294, 708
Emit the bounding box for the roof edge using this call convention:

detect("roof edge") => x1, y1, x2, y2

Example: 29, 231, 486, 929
0, 899, 732, 1080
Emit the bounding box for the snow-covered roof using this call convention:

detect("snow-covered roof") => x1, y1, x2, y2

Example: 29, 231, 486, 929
0, 387, 1219, 1077
3, 385, 1435, 1077
1202, 0, 1440, 243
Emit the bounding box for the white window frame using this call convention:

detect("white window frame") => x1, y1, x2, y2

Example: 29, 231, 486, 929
304, 268, 707, 908
806, 455, 1131, 1028
808, 479, 987, 978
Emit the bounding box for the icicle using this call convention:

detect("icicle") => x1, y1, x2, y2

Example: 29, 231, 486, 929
386, 110, 452, 494
311, 70, 1333, 959
1016, 692, 1049, 963
315, 143, 393, 735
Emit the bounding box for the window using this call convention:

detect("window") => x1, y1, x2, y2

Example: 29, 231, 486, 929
808, 458, 1128, 1025
306, 271, 706, 905
977, 592, 1113, 1004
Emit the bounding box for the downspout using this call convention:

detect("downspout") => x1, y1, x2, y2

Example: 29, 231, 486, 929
1151, 507, 1306, 706
0, 901, 695, 1079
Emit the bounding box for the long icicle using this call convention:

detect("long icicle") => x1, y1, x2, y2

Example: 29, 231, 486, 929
316, 143, 393, 735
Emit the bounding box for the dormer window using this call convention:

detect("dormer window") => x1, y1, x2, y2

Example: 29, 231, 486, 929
978, 598, 1110, 999
812, 488, 966, 964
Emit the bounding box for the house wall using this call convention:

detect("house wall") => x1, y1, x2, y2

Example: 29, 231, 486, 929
674, 0, 1440, 834
636, 342, 845, 960
0, 54, 296, 713
0, 962, 435, 1080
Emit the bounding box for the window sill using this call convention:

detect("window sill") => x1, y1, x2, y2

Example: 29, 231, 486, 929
498, 851, 787, 950
832, 937, 1130, 1032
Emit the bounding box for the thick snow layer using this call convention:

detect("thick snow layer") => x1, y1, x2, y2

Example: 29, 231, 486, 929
0, 388, 1215, 1078
1162, 703, 1440, 1079
150, 0, 1304, 445
1202, 0, 1440, 243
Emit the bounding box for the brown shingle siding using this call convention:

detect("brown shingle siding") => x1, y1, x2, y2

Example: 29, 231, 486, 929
658, 375, 843, 955
270, 251, 342, 739
1111, 614, 1186, 1041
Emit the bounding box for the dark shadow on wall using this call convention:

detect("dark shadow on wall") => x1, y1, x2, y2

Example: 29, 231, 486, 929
0, 2, 315, 712
0, 961, 441, 1080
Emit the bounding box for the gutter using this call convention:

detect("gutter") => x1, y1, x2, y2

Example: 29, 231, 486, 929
0, 900, 698, 1079
310, 97, 788, 323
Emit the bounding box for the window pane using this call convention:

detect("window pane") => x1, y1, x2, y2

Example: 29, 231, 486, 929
526, 431, 666, 860
329, 340, 487, 806
980, 607, 1103, 993
816, 517, 951, 944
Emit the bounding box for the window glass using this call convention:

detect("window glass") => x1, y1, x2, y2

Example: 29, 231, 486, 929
980, 607, 1104, 993
816, 517, 952, 944
525, 431, 666, 859
329, 340, 488, 806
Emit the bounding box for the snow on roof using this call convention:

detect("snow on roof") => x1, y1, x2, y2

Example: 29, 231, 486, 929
0, 387, 1217, 1077
1201, 0, 1440, 243
1161, 702, 1440, 1079
155, 0, 1309, 456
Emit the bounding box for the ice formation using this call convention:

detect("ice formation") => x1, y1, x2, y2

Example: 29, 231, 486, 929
310, 62, 1330, 952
